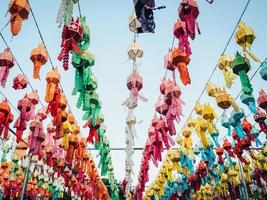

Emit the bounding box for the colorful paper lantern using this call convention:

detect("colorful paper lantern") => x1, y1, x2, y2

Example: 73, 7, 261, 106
0, 99, 14, 140
8, 0, 30, 36
178, 0, 200, 40
12, 74, 28, 90
0, 48, 15, 87
232, 52, 253, 95
235, 22, 260, 62
30, 44, 48, 79
218, 54, 235, 88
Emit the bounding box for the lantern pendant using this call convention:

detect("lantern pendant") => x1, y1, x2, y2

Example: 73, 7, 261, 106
0, 48, 15, 87
235, 22, 260, 62
218, 54, 236, 88
13, 74, 28, 90
128, 41, 144, 62
233, 52, 253, 95
178, 0, 200, 40
173, 20, 191, 55
8, 0, 30, 36
30, 44, 48, 79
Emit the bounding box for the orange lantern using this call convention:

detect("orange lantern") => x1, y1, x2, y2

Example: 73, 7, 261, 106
171, 47, 191, 85
8, 0, 30, 36
30, 44, 48, 79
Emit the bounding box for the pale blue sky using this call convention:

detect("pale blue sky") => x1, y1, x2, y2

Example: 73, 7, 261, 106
0, 0, 267, 188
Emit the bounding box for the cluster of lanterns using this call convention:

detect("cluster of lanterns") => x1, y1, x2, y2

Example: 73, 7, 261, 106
142, 19, 267, 200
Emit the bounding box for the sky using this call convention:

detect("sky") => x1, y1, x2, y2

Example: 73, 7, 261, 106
0, 0, 267, 190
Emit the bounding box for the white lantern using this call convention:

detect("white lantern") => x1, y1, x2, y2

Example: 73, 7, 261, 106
128, 11, 142, 33
128, 41, 143, 61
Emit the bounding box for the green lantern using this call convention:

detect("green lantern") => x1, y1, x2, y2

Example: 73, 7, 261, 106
232, 51, 253, 95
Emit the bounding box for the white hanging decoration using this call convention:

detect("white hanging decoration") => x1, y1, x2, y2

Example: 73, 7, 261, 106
56, 0, 79, 27
128, 41, 144, 62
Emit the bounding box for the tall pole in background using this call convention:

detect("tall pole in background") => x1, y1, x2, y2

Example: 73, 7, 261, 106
20, 154, 32, 200
238, 158, 249, 200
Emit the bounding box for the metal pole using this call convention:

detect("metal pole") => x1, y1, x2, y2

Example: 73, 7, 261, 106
238, 158, 249, 200
20, 154, 32, 200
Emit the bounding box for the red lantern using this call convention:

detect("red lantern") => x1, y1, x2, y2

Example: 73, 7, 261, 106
257, 89, 267, 112
216, 146, 224, 164
13, 74, 28, 90
29, 119, 45, 158
178, 0, 200, 40
58, 18, 83, 70
223, 139, 234, 157
242, 118, 254, 141
254, 108, 267, 135
0, 48, 15, 87
0, 99, 14, 140
83, 118, 100, 144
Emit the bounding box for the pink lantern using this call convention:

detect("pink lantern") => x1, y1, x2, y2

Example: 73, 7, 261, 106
13, 74, 28, 90
173, 20, 191, 55
0, 48, 15, 87
178, 0, 200, 40
123, 69, 147, 108
14, 95, 32, 143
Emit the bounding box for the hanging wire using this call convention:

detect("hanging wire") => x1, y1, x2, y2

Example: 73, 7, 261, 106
0, 33, 47, 109
176, 0, 251, 134
28, 1, 74, 113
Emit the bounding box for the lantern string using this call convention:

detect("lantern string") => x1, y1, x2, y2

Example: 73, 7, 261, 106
176, 0, 251, 134
214, 57, 267, 128
141, 0, 252, 193
78, 1, 82, 17
28, 1, 74, 114
0, 90, 20, 114
0, 33, 47, 111
0, 19, 11, 34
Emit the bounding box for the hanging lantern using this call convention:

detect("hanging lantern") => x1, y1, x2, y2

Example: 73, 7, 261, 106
58, 17, 83, 70
29, 119, 45, 158
65, 124, 79, 164
45, 68, 61, 103
232, 51, 253, 95
13, 95, 32, 143
46, 68, 61, 117
206, 82, 238, 111
171, 47, 191, 85
240, 92, 256, 114
222, 139, 234, 157
123, 69, 147, 108
218, 54, 235, 88
12, 74, 28, 90
155, 97, 169, 116
254, 108, 267, 135
178, 0, 200, 40
0, 48, 15, 87
30, 44, 48, 79
173, 20, 191, 55
230, 108, 247, 139
259, 61, 267, 80
235, 22, 260, 62
128, 11, 143, 33
257, 89, 267, 112
8, 0, 30, 36
128, 41, 144, 61
0, 99, 14, 140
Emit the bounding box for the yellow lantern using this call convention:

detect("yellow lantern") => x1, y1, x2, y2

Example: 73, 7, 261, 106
235, 22, 260, 62
218, 54, 236, 88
